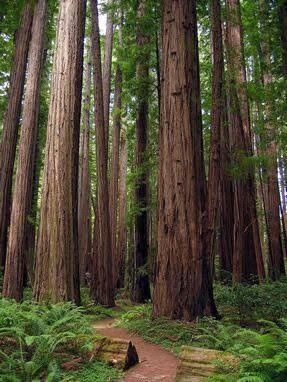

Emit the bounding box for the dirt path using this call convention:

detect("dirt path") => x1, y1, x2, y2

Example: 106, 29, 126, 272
93, 319, 178, 382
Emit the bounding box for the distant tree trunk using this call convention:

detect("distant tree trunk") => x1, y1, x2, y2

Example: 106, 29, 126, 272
259, 1, 285, 279
2, 0, 47, 301
90, 0, 114, 307
78, 40, 92, 283
103, 0, 114, 150
33, 0, 86, 303
117, 130, 127, 288
110, 35, 123, 287
206, 0, 224, 273
132, 0, 151, 303
225, 0, 265, 283
281, 0, 287, 77
0, 3, 33, 268
152, 0, 218, 321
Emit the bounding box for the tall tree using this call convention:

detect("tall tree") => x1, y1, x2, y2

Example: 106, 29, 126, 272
103, 0, 114, 146
109, 25, 123, 287
33, 0, 86, 303
132, 0, 151, 303
225, 0, 265, 283
90, 0, 114, 307
117, 129, 127, 288
152, 0, 217, 321
259, 0, 285, 279
281, 0, 287, 77
2, 0, 47, 301
0, 3, 33, 268
78, 40, 92, 283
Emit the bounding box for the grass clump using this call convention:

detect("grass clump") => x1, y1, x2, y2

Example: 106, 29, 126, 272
62, 360, 123, 381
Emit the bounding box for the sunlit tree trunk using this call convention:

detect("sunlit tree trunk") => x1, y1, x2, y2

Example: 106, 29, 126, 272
90, 0, 114, 307
34, 0, 86, 303
152, 0, 218, 321
3, 0, 47, 301
0, 3, 33, 268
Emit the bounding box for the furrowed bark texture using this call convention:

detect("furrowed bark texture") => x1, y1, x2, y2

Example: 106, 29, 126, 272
34, 0, 86, 303
90, 0, 114, 307
78, 40, 92, 283
0, 4, 33, 267
225, 0, 265, 283
3, 0, 47, 301
152, 0, 217, 321
132, 0, 151, 303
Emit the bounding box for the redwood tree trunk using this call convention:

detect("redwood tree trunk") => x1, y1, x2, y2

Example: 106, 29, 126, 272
117, 130, 127, 288
132, 0, 151, 303
0, 3, 33, 268
152, 0, 218, 321
225, 0, 265, 283
33, 0, 86, 303
90, 0, 114, 307
3, 0, 47, 301
109, 46, 123, 287
78, 40, 92, 283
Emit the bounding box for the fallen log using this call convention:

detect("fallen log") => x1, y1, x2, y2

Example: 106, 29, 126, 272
175, 346, 237, 381
90, 336, 139, 370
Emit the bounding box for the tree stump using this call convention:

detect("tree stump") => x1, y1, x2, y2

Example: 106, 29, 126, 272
91, 336, 139, 370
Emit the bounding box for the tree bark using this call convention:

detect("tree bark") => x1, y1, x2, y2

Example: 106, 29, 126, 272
90, 0, 114, 307
0, 3, 33, 268
152, 0, 218, 321
103, 0, 114, 151
33, 0, 86, 303
132, 0, 151, 303
109, 31, 123, 287
78, 40, 92, 284
2, 0, 47, 301
117, 129, 127, 288
225, 0, 265, 283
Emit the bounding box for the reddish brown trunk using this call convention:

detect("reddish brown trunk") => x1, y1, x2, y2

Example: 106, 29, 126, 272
0, 4, 33, 268
152, 0, 217, 321
109, 46, 123, 287
3, 0, 47, 301
117, 130, 127, 288
132, 0, 151, 303
90, 0, 114, 307
225, 0, 265, 283
33, 0, 86, 303
78, 40, 92, 283
103, 0, 114, 150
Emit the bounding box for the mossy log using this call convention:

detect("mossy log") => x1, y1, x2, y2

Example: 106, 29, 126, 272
90, 336, 139, 370
175, 346, 237, 382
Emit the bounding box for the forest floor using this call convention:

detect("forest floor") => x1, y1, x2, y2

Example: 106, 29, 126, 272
93, 318, 178, 382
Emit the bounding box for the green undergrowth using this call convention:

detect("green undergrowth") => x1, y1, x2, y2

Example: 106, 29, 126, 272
117, 280, 287, 382
0, 298, 121, 381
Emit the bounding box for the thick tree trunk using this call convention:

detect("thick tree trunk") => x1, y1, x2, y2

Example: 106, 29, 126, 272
225, 0, 265, 283
2, 0, 47, 301
117, 130, 127, 288
109, 48, 123, 287
0, 3, 33, 268
90, 0, 114, 307
103, 0, 114, 150
78, 41, 92, 283
152, 0, 218, 321
34, 0, 86, 303
132, 0, 151, 303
